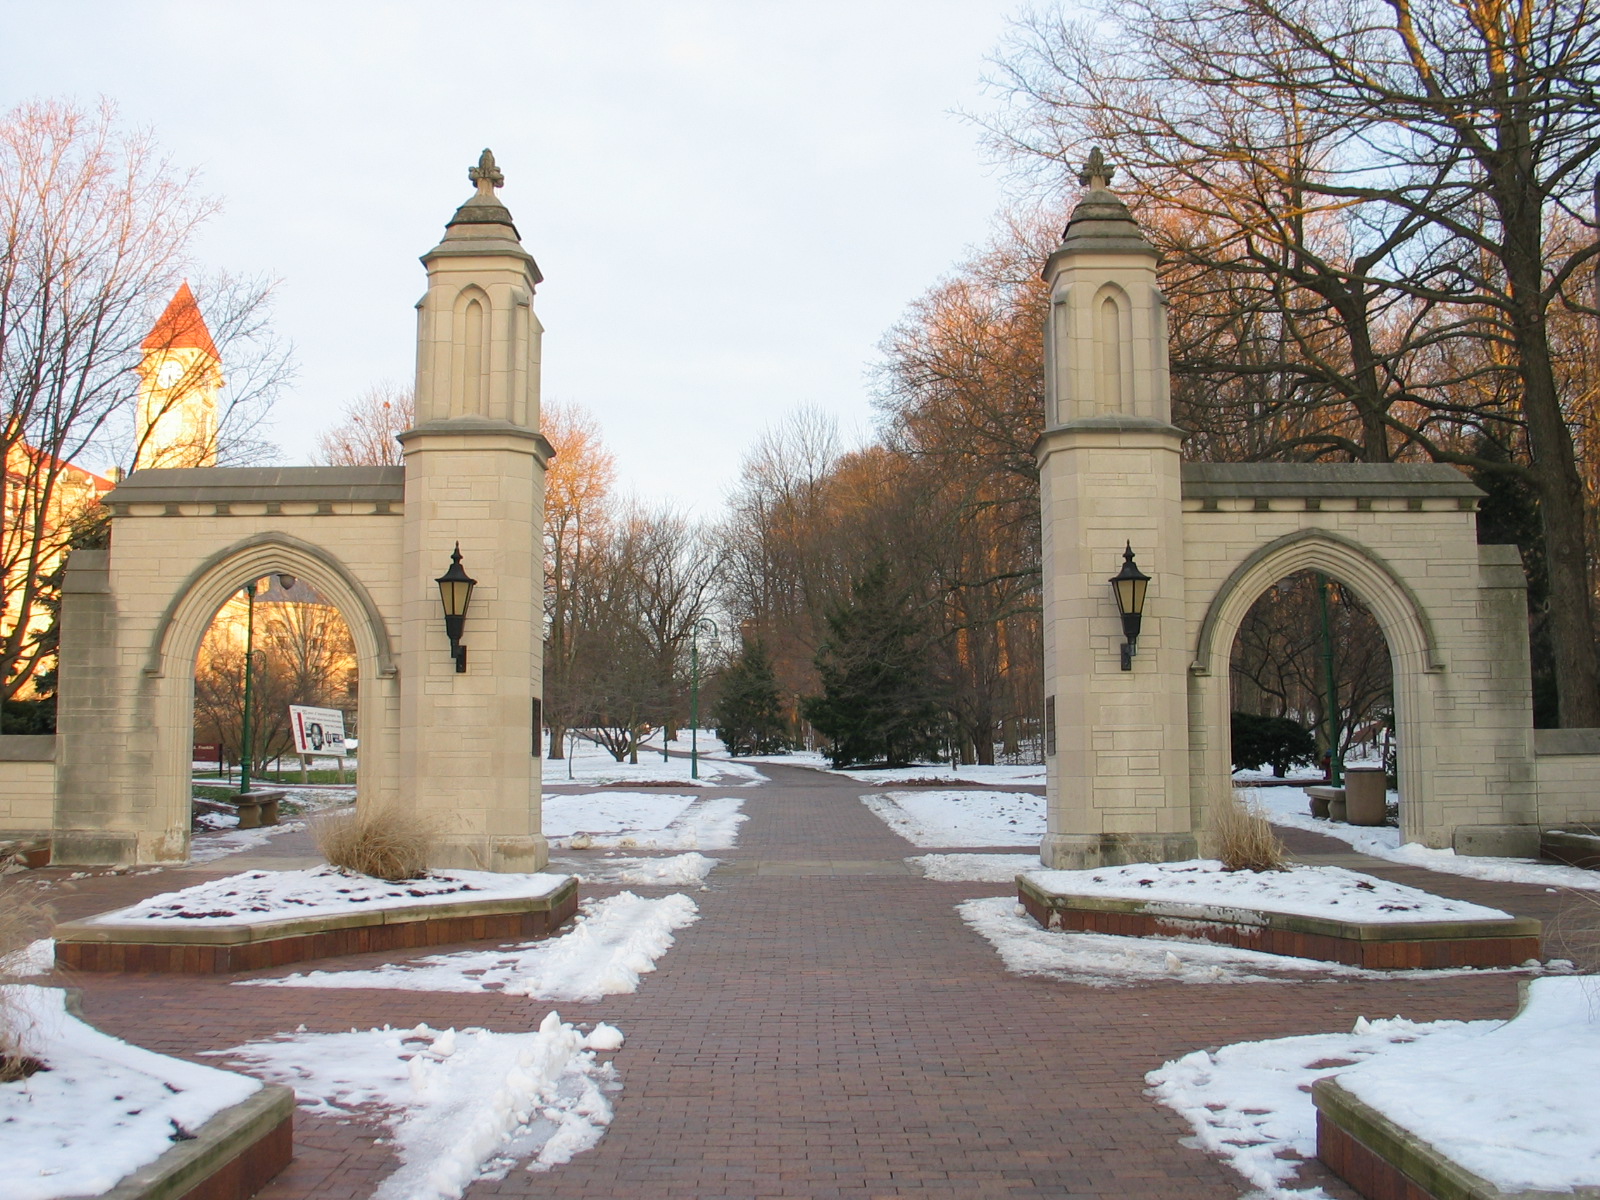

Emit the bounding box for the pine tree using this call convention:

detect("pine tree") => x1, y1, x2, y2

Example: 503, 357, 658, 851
713, 639, 789, 756
802, 561, 947, 768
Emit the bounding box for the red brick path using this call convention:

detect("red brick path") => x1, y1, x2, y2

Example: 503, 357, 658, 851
18, 765, 1581, 1199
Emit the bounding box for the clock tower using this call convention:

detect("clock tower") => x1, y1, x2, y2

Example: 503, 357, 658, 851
134, 281, 222, 470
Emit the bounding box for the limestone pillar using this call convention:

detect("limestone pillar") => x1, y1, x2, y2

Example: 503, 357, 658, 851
1037, 150, 1197, 868
397, 150, 552, 872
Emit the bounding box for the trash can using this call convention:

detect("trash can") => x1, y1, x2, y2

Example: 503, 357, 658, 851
1344, 767, 1387, 826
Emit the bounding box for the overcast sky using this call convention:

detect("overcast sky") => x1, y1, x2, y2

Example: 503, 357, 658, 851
3, 1, 1046, 517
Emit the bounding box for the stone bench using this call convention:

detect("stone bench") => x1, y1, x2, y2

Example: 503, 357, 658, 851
229, 789, 285, 829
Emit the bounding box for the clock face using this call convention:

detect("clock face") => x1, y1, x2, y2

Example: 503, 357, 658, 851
156, 359, 184, 389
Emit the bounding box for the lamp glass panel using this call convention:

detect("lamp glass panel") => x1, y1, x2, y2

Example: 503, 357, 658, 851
438, 578, 472, 617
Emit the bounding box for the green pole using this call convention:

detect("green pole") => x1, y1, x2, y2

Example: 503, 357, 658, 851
690, 633, 700, 781
239, 580, 257, 796
1316, 572, 1342, 787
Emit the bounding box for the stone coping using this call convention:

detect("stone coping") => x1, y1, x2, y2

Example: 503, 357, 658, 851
1313, 1074, 1597, 1200
1181, 461, 1482, 500
1541, 829, 1600, 871
1533, 727, 1600, 756
106, 465, 404, 507
0, 733, 55, 760
57, 876, 578, 947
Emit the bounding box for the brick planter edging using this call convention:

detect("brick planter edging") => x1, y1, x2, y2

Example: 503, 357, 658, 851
1313, 1075, 1599, 1200
1016, 876, 1541, 969
55, 876, 580, 973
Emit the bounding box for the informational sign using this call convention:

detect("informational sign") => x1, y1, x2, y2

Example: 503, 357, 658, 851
289, 705, 347, 756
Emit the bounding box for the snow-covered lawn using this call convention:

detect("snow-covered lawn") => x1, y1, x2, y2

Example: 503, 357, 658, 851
2, 985, 262, 1200
548, 734, 765, 787
861, 790, 1045, 847
1148, 976, 1600, 1198
554, 852, 718, 887
719, 742, 1046, 787
219, 1013, 622, 1200
243, 891, 697, 1001
85, 866, 570, 927
959, 897, 1548, 987
1249, 783, 1600, 891
910, 853, 1041, 882
543, 792, 747, 850
1026, 860, 1512, 924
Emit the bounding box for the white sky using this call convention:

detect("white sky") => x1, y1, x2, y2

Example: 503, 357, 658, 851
2, 1, 1043, 518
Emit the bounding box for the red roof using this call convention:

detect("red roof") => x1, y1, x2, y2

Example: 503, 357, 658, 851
141, 282, 219, 359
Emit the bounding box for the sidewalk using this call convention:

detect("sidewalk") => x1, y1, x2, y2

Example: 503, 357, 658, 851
21, 763, 1560, 1199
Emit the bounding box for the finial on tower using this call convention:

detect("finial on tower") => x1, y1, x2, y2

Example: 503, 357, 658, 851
1078, 147, 1114, 190
469, 148, 505, 197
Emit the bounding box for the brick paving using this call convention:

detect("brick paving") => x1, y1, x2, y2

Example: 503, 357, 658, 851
15, 764, 1587, 1199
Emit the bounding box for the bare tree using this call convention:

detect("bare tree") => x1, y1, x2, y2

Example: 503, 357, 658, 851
315, 381, 414, 467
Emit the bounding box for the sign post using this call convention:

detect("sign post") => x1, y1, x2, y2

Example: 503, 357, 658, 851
288, 705, 348, 785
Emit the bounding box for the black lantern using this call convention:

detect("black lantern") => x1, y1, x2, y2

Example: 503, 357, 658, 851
435, 542, 476, 672
1109, 541, 1150, 670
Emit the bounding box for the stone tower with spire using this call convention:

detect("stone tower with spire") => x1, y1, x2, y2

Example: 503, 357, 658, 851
134, 282, 222, 470
397, 149, 552, 871
1036, 149, 1197, 868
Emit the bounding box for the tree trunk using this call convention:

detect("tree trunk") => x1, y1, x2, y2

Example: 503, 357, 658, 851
547, 721, 567, 760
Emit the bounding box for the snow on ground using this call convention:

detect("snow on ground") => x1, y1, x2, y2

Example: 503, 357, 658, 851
957, 897, 1528, 987
548, 734, 765, 787
219, 1013, 622, 1199
910, 853, 1042, 883
543, 793, 747, 851
553, 852, 718, 887
1249, 783, 1600, 891
0, 937, 54, 977
245, 892, 698, 1001
1026, 860, 1512, 924
861, 791, 1045, 847
189, 820, 309, 863
1147, 1013, 1497, 1198
2, 985, 261, 1200
90, 866, 570, 926
831, 763, 1044, 786
1333, 976, 1600, 1193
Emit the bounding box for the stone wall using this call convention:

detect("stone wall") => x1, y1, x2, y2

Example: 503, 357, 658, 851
0, 735, 56, 837
1533, 728, 1600, 831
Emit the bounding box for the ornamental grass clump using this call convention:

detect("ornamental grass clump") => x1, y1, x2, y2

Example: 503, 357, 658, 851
313, 804, 436, 882
1212, 790, 1290, 873
0, 884, 52, 1081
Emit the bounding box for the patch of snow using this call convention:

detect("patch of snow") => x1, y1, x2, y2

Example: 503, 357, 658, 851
910, 853, 1041, 883
245, 891, 698, 1001
1334, 976, 1600, 1193
861, 791, 1045, 847
219, 1012, 620, 1199
958, 897, 1513, 987
2, 985, 261, 1200
89, 866, 570, 927
0, 938, 54, 977
1250, 784, 1600, 891
1025, 860, 1512, 924
556, 852, 718, 887
832, 763, 1045, 786
548, 733, 765, 787
188, 820, 307, 864
544, 793, 746, 851
1147, 1013, 1496, 1197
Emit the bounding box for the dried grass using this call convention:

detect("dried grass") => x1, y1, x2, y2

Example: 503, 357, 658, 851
1549, 889, 1600, 975
312, 804, 436, 881
1212, 790, 1291, 873
0, 884, 53, 1081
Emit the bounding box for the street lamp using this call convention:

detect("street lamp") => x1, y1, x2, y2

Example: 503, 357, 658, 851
435, 543, 476, 673
1109, 542, 1150, 671
690, 617, 719, 780
238, 571, 296, 795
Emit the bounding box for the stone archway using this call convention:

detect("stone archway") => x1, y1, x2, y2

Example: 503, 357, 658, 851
1188, 529, 1439, 845
142, 532, 401, 859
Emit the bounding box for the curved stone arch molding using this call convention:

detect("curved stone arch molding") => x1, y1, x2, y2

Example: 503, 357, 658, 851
141, 531, 398, 679
1190, 527, 1445, 676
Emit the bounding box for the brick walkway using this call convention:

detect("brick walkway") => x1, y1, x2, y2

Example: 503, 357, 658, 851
18, 764, 1584, 1199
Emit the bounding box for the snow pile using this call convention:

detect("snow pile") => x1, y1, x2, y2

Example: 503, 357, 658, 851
91, 866, 570, 926
561, 852, 718, 887
551, 734, 765, 787
1334, 976, 1600, 1192
221, 1013, 622, 1199
189, 820, 306, 863
0, 937, 54, 977
543, 793, 747, 851
1147, 1014, 1495, 1197
911, 853, 1041, 883
1025, 860, 1511, 924
247, 891, 699, 1001
2, 985, 261, 1200
861, 790, 1045, 847
1250, 784, 1600, 891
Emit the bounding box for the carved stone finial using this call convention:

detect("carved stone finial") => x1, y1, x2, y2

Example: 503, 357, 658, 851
1078, 146, 1114, 190
469, 148, 505, 197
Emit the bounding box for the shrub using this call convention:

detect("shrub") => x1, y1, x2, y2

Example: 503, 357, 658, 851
1231, 711, 1318, 777
0, 884, 52, 1081
312, 805, 436, 881
1212, 790, 1290, 873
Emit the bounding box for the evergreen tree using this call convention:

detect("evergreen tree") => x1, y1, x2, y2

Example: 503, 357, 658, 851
802, 561, 946, 768
712, 639, 789, 756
